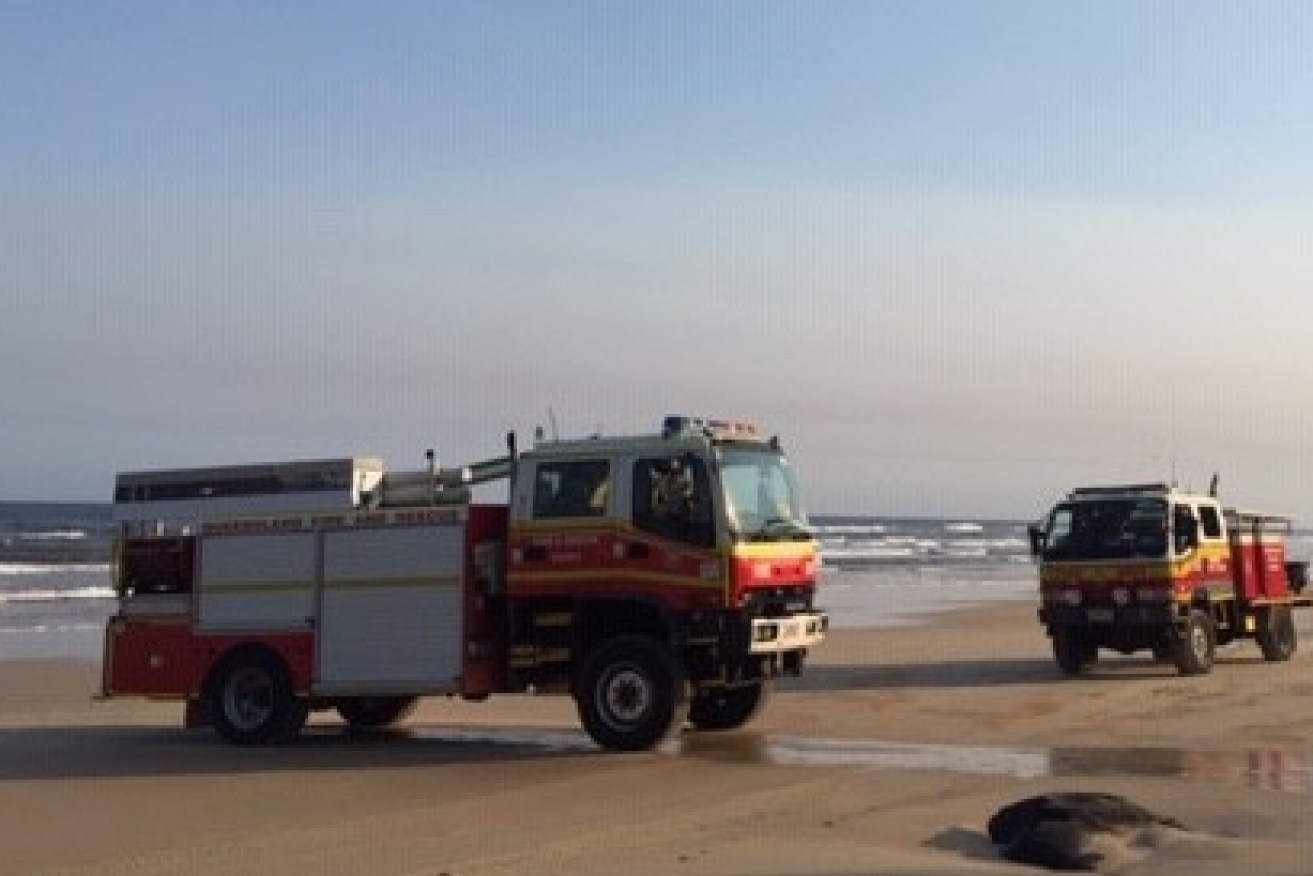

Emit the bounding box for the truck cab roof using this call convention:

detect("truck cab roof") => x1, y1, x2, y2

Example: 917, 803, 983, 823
523, 416, 779, 461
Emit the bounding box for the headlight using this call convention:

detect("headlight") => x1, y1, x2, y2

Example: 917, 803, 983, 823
1062, 589, 1082, 606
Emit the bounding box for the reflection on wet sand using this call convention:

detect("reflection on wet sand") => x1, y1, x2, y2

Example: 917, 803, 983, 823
1049, 746, 1312, 794
680, 734, 1312, 793
404, 724, 1312, 793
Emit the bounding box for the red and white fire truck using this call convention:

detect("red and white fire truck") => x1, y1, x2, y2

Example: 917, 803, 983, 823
1030, 482, 1310, 676
102, 416, 826, 751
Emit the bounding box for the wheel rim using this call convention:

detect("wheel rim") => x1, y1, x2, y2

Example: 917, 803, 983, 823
1190, 623, 1210, 661
223, 666, 275, 732
599, 664, 651, 730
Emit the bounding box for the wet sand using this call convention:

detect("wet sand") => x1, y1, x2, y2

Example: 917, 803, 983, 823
3, 602, 1312, 875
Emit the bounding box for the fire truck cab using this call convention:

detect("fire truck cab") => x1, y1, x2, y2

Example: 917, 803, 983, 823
102, 416, 827, 752
1031, 482, 1310, 676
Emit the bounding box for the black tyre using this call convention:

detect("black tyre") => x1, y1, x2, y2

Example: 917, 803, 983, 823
688, 681, 770, 731
575, 634, 687, 752
1172, 610, 1216, 676
1051, 628, 1090, 677
337, 696, 419, 729
1256, 605, 1298, 662
209, 650, 309, 745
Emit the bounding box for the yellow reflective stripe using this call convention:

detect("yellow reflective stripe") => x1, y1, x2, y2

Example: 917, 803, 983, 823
514, 518, 620, 532
204, 575, 461, 592
322, 574, 461, 590
511, 569, 722, 589
202, 579, 313, 593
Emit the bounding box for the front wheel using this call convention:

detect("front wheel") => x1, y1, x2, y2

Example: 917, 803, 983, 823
1051, 628, 1093, 677
210, 650, 308, 745
688, 681, 770, 731
1256, 605, 1298, 662
1172, 610, 1216, 676
575, 635, 687, 752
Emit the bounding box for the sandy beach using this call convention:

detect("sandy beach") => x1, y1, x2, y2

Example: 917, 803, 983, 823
3, 601, 1312, 876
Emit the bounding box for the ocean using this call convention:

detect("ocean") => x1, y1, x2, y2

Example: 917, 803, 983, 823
0, 501, 1055, 660
812, 515, 1040, 628
0, 502, 118, 657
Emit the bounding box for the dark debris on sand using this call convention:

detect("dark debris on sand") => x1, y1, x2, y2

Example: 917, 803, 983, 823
988, 792, 1190, 872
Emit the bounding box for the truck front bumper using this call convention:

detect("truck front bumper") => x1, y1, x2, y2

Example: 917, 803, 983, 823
748, 611, 828, 654
1039, 605, 1176, 627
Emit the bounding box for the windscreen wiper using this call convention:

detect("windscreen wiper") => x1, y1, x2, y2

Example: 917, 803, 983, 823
754, 517, 813, 541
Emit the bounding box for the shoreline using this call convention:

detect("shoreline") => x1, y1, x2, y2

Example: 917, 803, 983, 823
0, 568, 1040, 662
0, 624, 105, 660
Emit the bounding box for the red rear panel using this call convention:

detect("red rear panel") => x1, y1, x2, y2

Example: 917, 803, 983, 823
104, 620, 199, 696
1231, 536, 1291, 599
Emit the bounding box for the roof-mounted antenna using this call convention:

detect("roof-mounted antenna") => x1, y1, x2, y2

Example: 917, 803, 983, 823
547, 406, 559, 441
425, 449, 437, 504
1209, 472, 1219, 497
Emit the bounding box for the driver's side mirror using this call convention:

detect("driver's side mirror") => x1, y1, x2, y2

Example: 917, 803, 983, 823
1027, 524, 1045, 558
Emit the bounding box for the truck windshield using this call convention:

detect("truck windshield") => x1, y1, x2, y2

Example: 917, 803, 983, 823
716, 446, 811, 542
1043, 498, 1168, 560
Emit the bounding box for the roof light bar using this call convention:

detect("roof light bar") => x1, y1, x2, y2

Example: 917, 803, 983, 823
661, 415, 760, 440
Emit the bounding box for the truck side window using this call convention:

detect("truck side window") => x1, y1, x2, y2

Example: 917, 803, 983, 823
632, 456, 715, 547
532, 460, 610, 519
1173, 504, 1198, 555
1044, 509, 1072, 550
1198, 505, 1222, 540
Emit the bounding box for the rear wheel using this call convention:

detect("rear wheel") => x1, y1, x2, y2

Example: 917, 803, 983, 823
1172, 610, 1216, 676
337, 696, 419, 729
576, 634, 687, 752
210, 650, 308, 745
688, 681, 770, 731
1256, 605, 1298, 662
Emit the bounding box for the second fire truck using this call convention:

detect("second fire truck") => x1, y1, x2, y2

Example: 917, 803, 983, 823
1030, 482, 1309, 676
102, 416, 826, 751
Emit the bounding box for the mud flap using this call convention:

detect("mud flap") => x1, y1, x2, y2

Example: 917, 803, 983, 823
184, 697, 212, 729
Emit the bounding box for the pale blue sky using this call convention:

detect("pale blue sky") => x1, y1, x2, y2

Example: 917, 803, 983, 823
4, 2, 1313, 518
